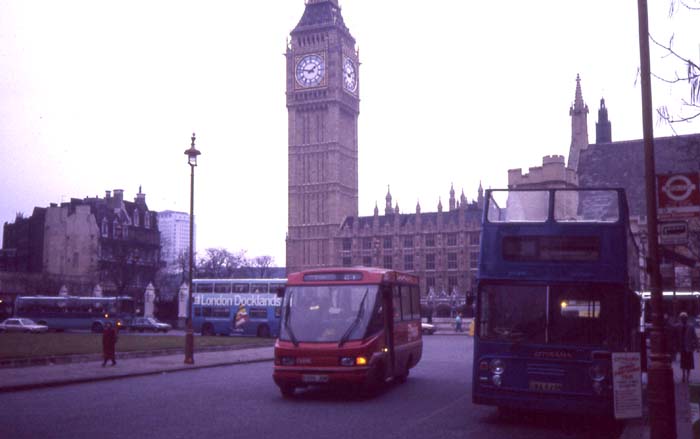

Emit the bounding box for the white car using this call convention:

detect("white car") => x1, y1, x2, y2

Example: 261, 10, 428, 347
0, 318, 49, 333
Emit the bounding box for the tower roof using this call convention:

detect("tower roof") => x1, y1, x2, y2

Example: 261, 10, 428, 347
292, 0, 351, 37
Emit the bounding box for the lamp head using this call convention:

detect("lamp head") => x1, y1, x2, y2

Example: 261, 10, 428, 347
184, 132, 201, 166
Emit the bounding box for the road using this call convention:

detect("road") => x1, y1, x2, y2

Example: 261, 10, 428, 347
0, 336, 625, 439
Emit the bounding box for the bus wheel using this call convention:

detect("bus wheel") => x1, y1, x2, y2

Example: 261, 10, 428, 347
91, 322, 104, 333
257, 325, 271, 338
279, 384, 295, 398
201, 323, 215, 336
362, 364, 385, 396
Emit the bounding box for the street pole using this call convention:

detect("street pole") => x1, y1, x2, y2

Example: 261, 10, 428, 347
637, 1, 676, 437
184, 133, 200, 365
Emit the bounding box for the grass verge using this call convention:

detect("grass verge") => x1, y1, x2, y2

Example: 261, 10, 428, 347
0, 332, 273, 359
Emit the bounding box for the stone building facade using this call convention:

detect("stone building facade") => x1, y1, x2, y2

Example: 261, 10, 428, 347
285, 0, 360, 274
1, 188, 161, 300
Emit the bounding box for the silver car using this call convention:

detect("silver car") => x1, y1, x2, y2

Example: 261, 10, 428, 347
0, 318, 49, 333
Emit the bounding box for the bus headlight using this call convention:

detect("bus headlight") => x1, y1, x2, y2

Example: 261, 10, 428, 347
340, 356, 368, 366
589, 364, 606, 382
490, 359, 505, 375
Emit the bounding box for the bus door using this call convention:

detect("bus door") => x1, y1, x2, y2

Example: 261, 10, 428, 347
378, 285, 395, 378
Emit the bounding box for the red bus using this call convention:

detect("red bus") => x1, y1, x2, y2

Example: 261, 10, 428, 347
273, 267, 423, 397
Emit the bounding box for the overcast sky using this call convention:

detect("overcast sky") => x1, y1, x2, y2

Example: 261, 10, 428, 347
1, 0, 698, 266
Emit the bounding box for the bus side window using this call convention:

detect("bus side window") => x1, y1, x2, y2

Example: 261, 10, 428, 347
401, 286, 412, 321
393, 287, 401, 322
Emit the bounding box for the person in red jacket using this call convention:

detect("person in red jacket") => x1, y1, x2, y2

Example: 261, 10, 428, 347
102, 322, 118, 367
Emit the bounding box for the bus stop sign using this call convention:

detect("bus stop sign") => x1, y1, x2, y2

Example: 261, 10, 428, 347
657, 173, 700, 219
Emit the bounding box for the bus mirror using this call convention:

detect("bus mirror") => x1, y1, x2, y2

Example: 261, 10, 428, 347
275, 287, 285, 298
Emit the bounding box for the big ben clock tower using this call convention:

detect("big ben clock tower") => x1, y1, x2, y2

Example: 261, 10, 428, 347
286, 0, 360, 274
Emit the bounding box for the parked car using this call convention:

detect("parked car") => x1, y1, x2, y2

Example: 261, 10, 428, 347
129, 317, 172, 333
421, 322, 436, 335
0, 318, 49, 333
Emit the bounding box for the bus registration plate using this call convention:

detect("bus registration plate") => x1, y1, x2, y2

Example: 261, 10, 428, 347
529, 381, 562, 392
302, 374, 329, 383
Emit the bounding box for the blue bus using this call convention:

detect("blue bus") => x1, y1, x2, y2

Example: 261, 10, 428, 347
192, 278, 286, 337
14, 295, 135, 332
472, 188, 642, 417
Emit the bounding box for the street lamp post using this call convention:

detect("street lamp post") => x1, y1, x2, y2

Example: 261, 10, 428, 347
184, 133, 200, 365
637, 2, 676, 437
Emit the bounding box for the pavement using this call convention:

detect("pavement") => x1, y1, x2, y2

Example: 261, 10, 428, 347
0, 330, 695, 438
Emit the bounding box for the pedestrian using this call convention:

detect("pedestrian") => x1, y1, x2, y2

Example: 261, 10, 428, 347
677, 312, 697, 383
455, 313, 463, 332
102, 322, 118, 367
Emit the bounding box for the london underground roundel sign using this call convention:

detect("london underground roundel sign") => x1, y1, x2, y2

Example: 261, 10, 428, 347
657, 173, 700, 218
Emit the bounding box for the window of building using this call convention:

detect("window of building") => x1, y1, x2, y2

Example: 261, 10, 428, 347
448, 276, 458, 292
383, 255, 392, 269
447, 252, 458, 269
383, 237, 392, 249
425, 234, 435, 247
144, 213, 151, 229
362, 256, 372, 266
342, 238, 352, 251
426, 277, 436, 290
446, 233, 457, 246
426, 254, 435, 270
470, 251, 479, 269
403, 235, 413, 248
470, 233, 480, 246
342, 256, 352, 267
113, 220, 122, 239
404, 254, 414, 271
101, 219, 109, 237
363, 237, 373, 249
133, 209, 140, 227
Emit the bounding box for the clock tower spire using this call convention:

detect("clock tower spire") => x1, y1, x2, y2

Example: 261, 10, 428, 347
286, 0, 360, 274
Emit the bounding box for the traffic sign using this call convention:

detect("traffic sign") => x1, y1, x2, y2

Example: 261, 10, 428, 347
658, 173, 700, 219
659, 221, 688, 245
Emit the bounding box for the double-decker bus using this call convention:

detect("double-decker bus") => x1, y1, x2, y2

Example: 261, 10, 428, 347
191, 278, 286, 337
472, 188, 642, 417
273, 267, 422, 397
14, 295, 135, 332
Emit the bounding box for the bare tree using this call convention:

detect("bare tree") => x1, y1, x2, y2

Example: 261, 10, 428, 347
197, 248, 246, 278
650, 0, 700, 128
249, 255, 275, 278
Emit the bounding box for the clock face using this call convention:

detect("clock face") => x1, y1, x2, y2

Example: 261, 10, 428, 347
295, 54, 325, 88
343, 57, 357, 92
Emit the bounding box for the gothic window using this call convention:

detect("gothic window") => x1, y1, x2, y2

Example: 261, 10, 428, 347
101, 219, 109, 237
133, 209, 140, 227
342, 256, 352, 267
363, 238, 372, 249
404, 254, 414, 271
447, 252, 458, 269
448, 276, 458, 292
383, 255, 392, 269
426, 254, 435, 270
342, 238, 352, 251
144, 213, 151, 229
470, 251, 479, 269
383, 237, 392, 249
403, 236, 413, 248
362, 256, 372, 266
446, 233, 457, 246
470, 233, 480, 246
425, 234, 435, 247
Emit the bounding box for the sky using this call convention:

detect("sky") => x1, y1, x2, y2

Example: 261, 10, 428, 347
1, 0, 699, 267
